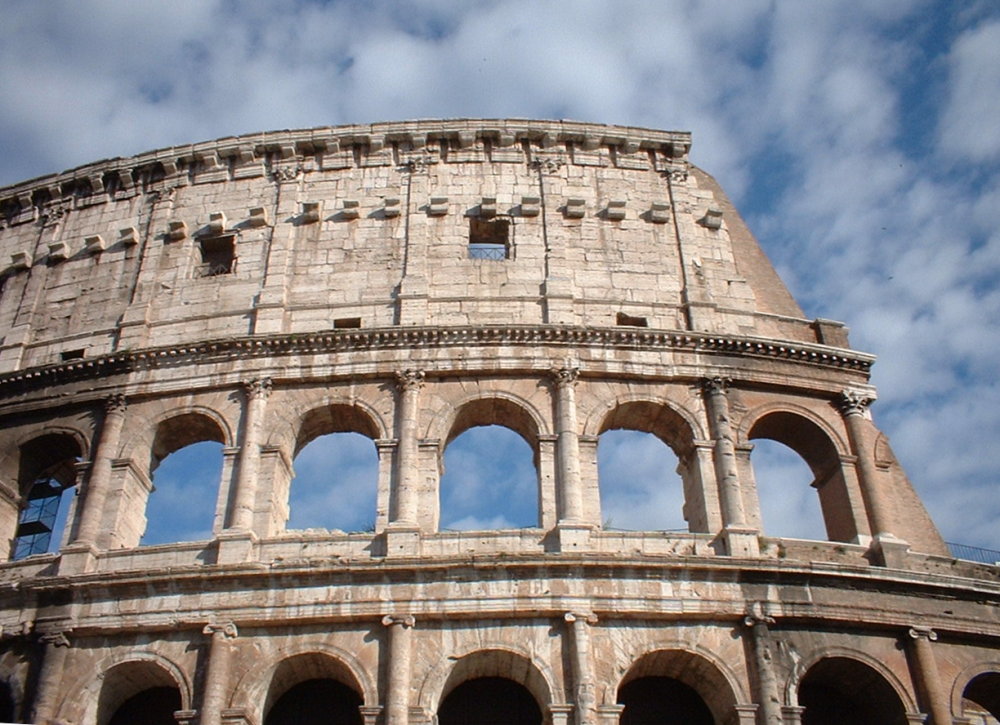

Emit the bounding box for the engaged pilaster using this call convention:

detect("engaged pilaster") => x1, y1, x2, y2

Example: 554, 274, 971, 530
743, 605, 783, 725
565, 612, 597, 725
230, 378, 272, 532
836, 390, 908, 566
72, 394, 128, 552
552, 367, 592, 551
382, 614, 415, 725
702, 378, 757, 556
32, 630, 71, 725
906, 627, 951, 725
200, 622, 238, 725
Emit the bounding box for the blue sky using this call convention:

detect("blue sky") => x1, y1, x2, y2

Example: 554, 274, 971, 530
2, 0, 997, 552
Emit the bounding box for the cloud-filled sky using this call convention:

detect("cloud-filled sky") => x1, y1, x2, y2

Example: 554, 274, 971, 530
5, 0, 997, 553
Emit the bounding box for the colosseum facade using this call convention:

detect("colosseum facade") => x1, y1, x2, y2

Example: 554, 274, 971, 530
0, 119, 996, 724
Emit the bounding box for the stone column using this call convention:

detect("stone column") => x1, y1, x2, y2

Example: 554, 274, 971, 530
906, 627, 952, 725
229, 378, 272, 531
74, 394, 127, 546
32, 631, 70, 724
702, 379, 757, 556
200, 622, 238, 725
743, 605, 783, 725
392, 370, 424, 527
382, 614, 415, 725
565, 612, 597, 725
836, 391, 893, 536
552, 367, 583, 523
702, 378, 745, 527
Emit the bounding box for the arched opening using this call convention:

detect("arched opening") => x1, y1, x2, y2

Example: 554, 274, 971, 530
749, 411, 856, 542
438, 677, 542, 725
289, 405, 381, 533
597, 402, 698, 532
11, 433, 82, 559
265, 679, 362, 725
108, 687, 181, 725
962, 672, 1000, 722
618, 649, 737, 725
618, 676, 713, 724
263, 653, 365, 725
97, 661, 183, 725
144, 413, 226, 546
598, 430, 685, 531
798, 657, 907, 725
439, 399, 540, 531
750, 439, 826, 539
289, 433, 378, 532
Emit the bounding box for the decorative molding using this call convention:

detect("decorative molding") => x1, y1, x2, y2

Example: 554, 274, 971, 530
394, 369, 426, 392
243, 377, 273, 400
836, 389, 875, 416
382, 614, 415, 628
0, 325, 874, 398
203, 622, 238, 639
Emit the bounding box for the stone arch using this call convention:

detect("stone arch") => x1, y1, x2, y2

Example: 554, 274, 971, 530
5, 430, 86, 558
58, 651, 191, 725
229, 642, 378, 715
292, 402, 384, 457
952, 661, 1000, 721
583, 394, 705, 446
428, 390, 549, 446
785, 646, 917, 713
742, 404, 859, 542
417, 644, 557, 714
614, 647, 746, 725
148, 409, 229, 473
589, 398, 704, 533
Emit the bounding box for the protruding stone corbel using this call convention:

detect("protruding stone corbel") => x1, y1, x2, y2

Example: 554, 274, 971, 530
605, 199, 626, 221
428, 196, 449, 216
207, 212, 226, 235
383, 197, 401, 218
479, 196, 497, 218
48, 242, 70, 262
301, 201, 322, 224
340, 200, 360, 220
650, 201, 671, 224
520, 195, 541, 217
119, 226, 139, 246
85, 235, 106, 255
700, 206, 724, 229
167, 220, 187, 241
248, 207, 269, 228
564, 198, 586, 219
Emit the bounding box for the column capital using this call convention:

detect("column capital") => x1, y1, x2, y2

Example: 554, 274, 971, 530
836, 389, 875, 416
701, 376, 731, 395
382, 614, 416, 628
243, 377, 273, 400
39, 631, 71, 648
395, 368, 425, 392
104, 393, 128, 415
564, 611, 598, 625
203, 622, 239, 639
551, 366, 580, 388
907, 626, 938, 642
743, 602, 776, 627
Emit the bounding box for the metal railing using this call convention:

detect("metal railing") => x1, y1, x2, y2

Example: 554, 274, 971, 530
947, 542, 1000, 565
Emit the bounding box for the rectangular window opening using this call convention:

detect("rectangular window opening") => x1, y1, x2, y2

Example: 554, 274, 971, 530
60, 349, 85, 361
616, 312, 648, 327
468, 218, 510, 260
333, 317, 362, 329
198, 235, 236, 277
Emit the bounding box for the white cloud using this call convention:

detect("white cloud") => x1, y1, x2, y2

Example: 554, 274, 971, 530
938, 20, 1000, 163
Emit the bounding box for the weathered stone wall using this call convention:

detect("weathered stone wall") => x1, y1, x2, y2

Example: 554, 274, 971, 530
0, 121, 995, 725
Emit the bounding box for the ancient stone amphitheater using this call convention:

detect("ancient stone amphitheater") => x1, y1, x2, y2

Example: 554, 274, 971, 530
0, 119, 996, 725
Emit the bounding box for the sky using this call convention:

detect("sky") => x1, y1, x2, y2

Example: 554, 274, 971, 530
3, 0, 996, 553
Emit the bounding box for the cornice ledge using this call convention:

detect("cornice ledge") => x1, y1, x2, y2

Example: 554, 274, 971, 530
0, 325, 874, 398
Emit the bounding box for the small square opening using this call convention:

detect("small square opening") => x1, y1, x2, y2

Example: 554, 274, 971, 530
199, 235, 235, 277
333, 317, 362, 329
60, 349, 85, 361
468, 218, 510, 260
616, 312, 648, 327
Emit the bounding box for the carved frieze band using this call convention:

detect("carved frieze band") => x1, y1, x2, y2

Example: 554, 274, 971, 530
0, 325, 875, 398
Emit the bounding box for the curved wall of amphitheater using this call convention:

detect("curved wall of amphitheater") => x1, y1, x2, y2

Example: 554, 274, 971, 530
0, 119, 996, 725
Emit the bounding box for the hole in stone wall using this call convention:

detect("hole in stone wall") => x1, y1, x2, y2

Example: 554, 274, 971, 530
198, 235, 235, 277
60, 349, 85, 361
288, 432, 378, 533
598, 430, 686, 531
468, 218, 510, 260
751, 439, 827, 540
440, 425, 537, 530
144, 441, 222, 545
333, 317, 362, 329
616, 312, 648, 327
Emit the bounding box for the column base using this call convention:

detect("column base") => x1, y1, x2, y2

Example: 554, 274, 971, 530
549, 704, 575, 725
734, 704, 759, 725
215, 531, 257, 565
596, 704, 625, 724
715, 526, 760, 557
555, 523, 594, 552
868, 533, 910, 568
385, 526, 422, 557
57, 542, 99, 575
